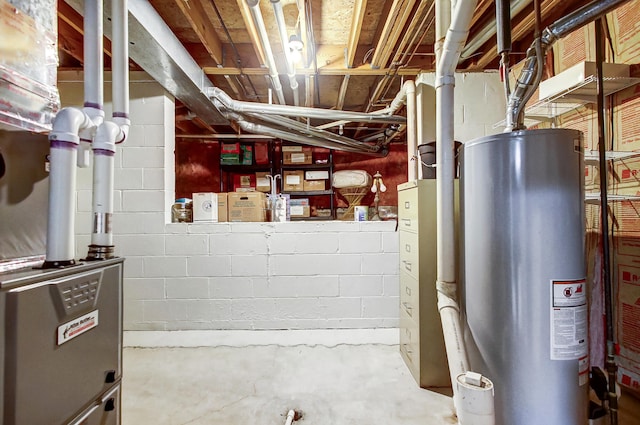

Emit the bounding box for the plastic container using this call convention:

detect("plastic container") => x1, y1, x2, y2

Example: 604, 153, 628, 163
417, 141, 462, 179
171, 198, 192, 222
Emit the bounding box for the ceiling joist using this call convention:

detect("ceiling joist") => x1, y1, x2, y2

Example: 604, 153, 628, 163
173, 0, 224, 64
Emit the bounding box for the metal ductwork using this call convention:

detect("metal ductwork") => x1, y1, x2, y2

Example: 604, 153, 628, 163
505, 0, 632, 131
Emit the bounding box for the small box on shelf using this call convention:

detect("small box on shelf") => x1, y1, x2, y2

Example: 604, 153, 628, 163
254, 143, 270, 165
283, 170, 304, 191
228, 192, 267, 222
241, 144, 253, 165
303, 179, 326, 191
290, 198, 310, 218
255, 172, 271, 192
233, 174, 255, 192
283, 146, 313, 165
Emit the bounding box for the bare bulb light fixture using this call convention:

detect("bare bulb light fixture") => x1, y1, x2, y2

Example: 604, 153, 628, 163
288, 34, 304, 64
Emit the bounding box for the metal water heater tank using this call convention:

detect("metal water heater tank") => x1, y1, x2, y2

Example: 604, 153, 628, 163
461, 128, 588, 425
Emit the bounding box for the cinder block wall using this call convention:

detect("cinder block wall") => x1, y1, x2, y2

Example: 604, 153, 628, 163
60, 71, 503, 332
122, 221, 399, 330
59, 72, 400, 331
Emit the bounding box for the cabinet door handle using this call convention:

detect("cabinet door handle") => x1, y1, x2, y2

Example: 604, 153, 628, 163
401, 343, 413, 359
405, 286, 412, 296
402, 301, 413, 317
404, 243, 411, 253
404, 201, 411, 210
403, 260, 412, 272
401, 218, 412, 228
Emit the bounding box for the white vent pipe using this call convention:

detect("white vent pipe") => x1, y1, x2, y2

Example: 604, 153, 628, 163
271, 0, 300, 106
404, 80, 417, 180
111, 0, 130, 136
87, 0, 129, 260
435, 0, 494, 423
245, 0, 286, 105
82, 0, 105, 127
45, 108, 94, 267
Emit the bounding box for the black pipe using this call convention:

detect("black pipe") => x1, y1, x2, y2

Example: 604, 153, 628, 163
595, 17, 619, 425
496, 0, 512, 54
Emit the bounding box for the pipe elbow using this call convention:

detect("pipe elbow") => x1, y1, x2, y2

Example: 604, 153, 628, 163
113, 116, 131, 144
245, 0, 260, 7
93, 121, 120, 153
50, 107, 93, 144
404, 79, 416, 94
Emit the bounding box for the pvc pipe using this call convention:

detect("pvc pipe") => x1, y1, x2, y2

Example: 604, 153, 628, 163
405, 80, 417, 181
82, 0, 105, 127
459, 0, 530, 61
209, 87, 406, 124
284, 410, 295, 425
434, 0, 496, 421
246, 0, 286, 105
112, 0, 131, 139
45, 108, 93, 267
455, 372, 495, 425
271, 0, 300, 106
90, 122, 119, 248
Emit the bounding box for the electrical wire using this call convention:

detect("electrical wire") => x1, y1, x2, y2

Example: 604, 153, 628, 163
210, 0, 261, 102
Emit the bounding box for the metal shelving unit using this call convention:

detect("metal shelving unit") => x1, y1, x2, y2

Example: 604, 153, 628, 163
281, 149, 335, 220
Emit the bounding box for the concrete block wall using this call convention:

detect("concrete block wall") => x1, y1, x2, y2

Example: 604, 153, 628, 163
122, 221, 399, 331
416, 72, 505, 143
59, 72, 401, 331
58, 71, 502, 332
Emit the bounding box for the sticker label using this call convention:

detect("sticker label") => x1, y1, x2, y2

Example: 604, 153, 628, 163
551, 279, 588, 360
57, 310, 99, 345
579, 355, 589, 386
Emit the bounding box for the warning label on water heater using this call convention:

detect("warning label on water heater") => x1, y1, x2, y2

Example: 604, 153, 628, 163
550, 279, 588, 360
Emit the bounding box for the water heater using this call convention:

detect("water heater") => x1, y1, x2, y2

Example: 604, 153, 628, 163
461, 129, 588, 425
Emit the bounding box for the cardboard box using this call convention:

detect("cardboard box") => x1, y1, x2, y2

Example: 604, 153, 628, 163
305, 170, 329, 180
221, 142, 240, 154
283, 147, 312, 165
303, 179, 326, 191
192, 192, 219, 222
220, 154, 240, 165
290, 198, 310, 218
233, 174, 255, 191
218, 192, 228, 222
254, 143, 270, 165
228, 192, 266, 222
241, 144, 253, 165
255, 172, 271, 193
220, 142, 241, 165
283, 170, 304, 192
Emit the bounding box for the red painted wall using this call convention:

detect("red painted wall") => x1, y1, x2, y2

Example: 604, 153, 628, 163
175, 140, 409, 210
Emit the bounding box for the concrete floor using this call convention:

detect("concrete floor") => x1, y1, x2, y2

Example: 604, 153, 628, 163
122, 344, 456, 425
121, 331, 640, 425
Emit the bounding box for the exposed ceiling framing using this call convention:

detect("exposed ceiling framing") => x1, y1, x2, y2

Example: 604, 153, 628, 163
57, 0, 596, 139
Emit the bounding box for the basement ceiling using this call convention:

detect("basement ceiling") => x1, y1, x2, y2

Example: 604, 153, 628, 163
57, 0, 590, 139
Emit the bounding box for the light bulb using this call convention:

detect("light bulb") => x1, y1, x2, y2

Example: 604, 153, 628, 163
371, 183, 377, 193
380, 182, 387, 192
